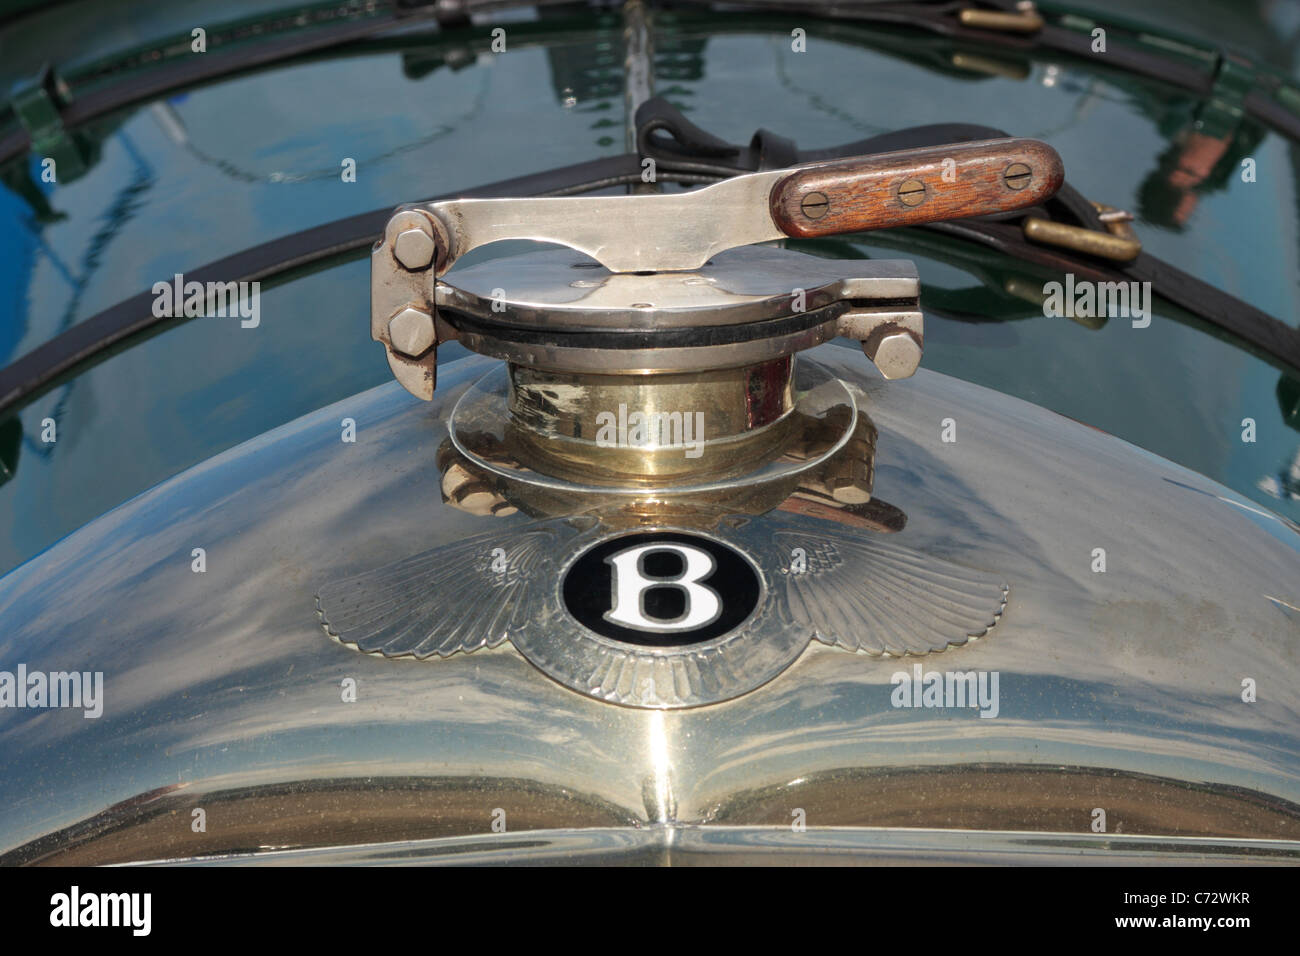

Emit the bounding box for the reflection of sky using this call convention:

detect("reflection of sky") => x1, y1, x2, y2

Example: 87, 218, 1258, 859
7, 47, 613, 354
0, 0, 285, 90
0, 164, 42, 364
856, 244, 1300, 531
1, 24, 1299, 579
0, 357, 1296, 852
1075, 0, 1300, 85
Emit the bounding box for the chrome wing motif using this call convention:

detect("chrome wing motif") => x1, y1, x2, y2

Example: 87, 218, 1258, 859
762, 516, 1008, 656
319, 515, 1005, 660
317, 520, 589, 660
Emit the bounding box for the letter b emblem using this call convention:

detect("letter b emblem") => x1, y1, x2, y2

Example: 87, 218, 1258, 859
605, 543, 721, 632
563, 532, 761, 643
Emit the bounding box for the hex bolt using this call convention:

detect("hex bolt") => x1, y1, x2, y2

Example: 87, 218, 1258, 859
828, 459, 874, 504
446, 473, 502, 515
393, 222, 436, 271
441, 461, 513, 516
387, 306, 436, 358
800, 191, 830, 220
866, 332, 923, 380
1003, 162, 1032, 190
898, 179, 926, 207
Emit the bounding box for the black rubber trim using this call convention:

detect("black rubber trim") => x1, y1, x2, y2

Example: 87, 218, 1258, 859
0, 154, 668, 412
637, 102, 1300, 372
929, 219, 1300, 373
446, 302, 847, 349
0, 9, 416, 165
3, 112, 1298, 415
667, 0, 1300, 141
0, 0, 598, 165
8, 0, 1299, 166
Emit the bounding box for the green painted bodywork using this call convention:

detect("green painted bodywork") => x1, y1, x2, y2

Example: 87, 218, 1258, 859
1, 0, 1298, 574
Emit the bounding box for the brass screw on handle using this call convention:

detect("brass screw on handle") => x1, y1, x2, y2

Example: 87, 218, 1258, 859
1003, 163, 1032, 190
898, 179, 926, 207
800, 191, 830, 219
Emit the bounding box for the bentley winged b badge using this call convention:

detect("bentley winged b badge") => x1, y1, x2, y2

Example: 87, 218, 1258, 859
320, 138, 1057, 707
318, 515, 1008, 708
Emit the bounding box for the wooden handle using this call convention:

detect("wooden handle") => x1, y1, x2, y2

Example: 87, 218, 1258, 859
769, 138, 1064, 238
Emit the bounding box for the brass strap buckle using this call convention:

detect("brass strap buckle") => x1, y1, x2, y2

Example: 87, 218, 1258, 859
958, 1, 1045, 34
1022, 201, 1142, 262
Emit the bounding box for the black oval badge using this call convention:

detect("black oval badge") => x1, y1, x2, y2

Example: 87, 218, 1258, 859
562, 532, 761, 646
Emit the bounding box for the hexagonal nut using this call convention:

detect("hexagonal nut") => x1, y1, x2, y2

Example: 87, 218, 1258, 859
867, 333, 922, 380
440, 462, 475, 500
827, 456, 874, 505
387, 306, 436, 358
393, 226, 436, 271
829, 477, 873, 505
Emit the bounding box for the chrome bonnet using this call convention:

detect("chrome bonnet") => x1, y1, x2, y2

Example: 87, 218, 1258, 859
0, 345, 1297, 864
